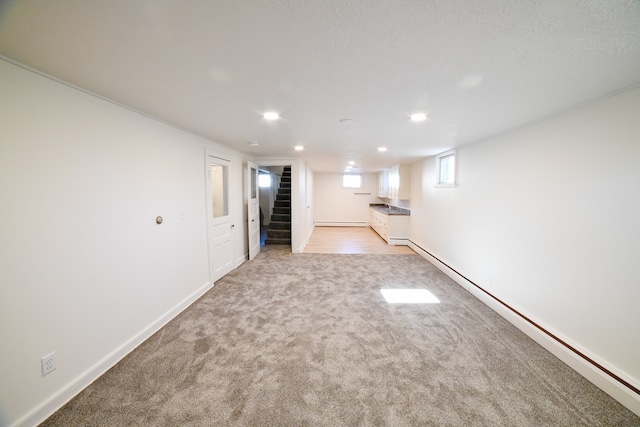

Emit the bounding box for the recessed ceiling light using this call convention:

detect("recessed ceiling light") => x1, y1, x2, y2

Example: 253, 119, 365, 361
410, 113, 428, 122
346, 165, 352, 170
294, 145, 304, 151
263, 112, 280, 120
339, 118, 354, 123
248, 141, 259, 147
378, 147, 388, 152
348, 161, 355, 165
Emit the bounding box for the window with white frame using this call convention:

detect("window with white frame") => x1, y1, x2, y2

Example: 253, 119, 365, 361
258, 173, 271, 188
342, 173, 363, 189
435, 150, 456, 187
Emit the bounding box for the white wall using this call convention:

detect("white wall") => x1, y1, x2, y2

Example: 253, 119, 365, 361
0, 60, 248, 426
313, 173, 380, 226
409, 86, 640, 413
258, 182, 273, 226
258, 168, 280, 226
305, 167, 315, 242
292, 158, 309, 253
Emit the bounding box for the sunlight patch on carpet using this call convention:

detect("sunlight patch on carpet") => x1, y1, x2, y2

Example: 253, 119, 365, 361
380, 289, 440, 304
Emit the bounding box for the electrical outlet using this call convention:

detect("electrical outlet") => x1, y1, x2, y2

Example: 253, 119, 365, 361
41, 352, 56, 376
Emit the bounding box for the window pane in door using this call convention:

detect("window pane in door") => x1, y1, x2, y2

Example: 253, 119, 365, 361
211, 163, 228, 218
251, 167, 257, 199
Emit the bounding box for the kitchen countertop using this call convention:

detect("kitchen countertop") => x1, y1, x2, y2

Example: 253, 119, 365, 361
370, 204, 410, 216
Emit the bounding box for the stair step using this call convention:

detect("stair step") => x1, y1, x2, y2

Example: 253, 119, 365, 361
276, 194, 291, 201
267, 229, 291, 239
273, 207, 290, 214
279, 181, 291, 188
271, 214, 290, 222
265, 238, 291, 245
274, 200, 290, 207
278, 188, 291, 194
268, 221, 290, 230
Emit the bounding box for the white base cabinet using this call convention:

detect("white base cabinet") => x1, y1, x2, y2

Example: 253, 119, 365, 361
369, 208, 409, 245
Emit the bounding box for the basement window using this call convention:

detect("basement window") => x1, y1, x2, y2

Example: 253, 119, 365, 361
435, 150, 456, 187
258, 173, 271, 188
342, 173, 362, 189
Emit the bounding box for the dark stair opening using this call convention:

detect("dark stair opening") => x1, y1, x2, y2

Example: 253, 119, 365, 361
265, 166, 291, 245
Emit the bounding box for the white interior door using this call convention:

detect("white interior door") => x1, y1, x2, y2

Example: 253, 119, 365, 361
247, 161, 260, 260
206, 153, 233, 282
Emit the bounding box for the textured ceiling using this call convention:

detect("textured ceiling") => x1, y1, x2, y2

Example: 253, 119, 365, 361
1, 0, 640, 172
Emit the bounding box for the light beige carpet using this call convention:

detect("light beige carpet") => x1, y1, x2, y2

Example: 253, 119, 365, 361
42, 247, 639, 426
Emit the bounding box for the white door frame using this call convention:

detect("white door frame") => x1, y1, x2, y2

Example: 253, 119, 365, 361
247, 161, 260, 260
256, 159, 304, 253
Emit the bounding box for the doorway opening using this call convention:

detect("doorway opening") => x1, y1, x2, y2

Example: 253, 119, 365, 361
259, 165, 291, 246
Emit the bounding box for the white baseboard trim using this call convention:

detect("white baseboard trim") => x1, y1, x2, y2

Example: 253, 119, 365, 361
297, 225, 314, 253
293, 233, 308, 254
235, 254, 248, 268
21, 281, 214, 427
388, 237, 410, 246
313, 221, 368, 227
409, 241, 640, 417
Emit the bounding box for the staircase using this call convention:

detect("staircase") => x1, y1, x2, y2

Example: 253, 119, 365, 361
265, 166, 291, 245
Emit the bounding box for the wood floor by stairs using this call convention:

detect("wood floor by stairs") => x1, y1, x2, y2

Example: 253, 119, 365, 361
303, 226, 415, 254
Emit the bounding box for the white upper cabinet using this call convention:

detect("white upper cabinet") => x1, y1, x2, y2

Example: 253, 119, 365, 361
377, 169, 389, 198
388, 164, 411, 200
